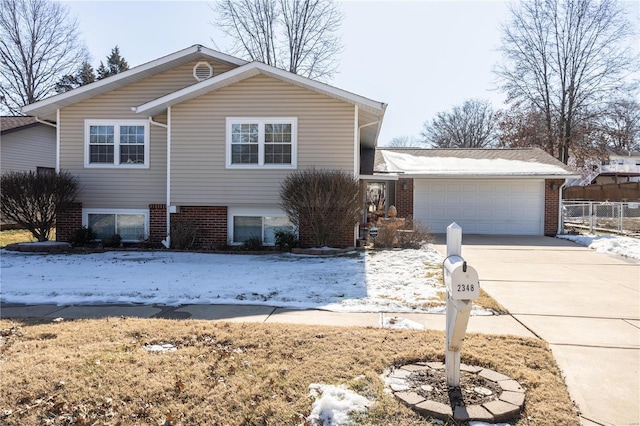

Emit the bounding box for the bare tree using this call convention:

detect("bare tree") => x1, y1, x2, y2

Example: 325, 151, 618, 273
597, 98, 640, 153
0, 0, 86, 114
420, 99, 500, 148
386, 135, 425, 148
213, 0, 343, 81
495, 0, 637, 164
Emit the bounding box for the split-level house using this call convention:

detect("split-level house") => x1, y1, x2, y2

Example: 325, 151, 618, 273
22, 45, 387, 247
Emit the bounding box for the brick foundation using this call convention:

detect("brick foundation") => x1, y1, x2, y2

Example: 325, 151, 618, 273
395, 178, 414, 219
149, 204, 167, 244
544, 179, 563, 236
56, 202, 83, 242
171, 206, 228, 249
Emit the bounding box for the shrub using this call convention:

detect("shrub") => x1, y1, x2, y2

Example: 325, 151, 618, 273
170, 220, 198, 250
0, 170, 79, 242
274, 230, 299, 252
280, 168, 360, 247
70, 226, 97, 247
243, 236, 263, 251
103, 234, 122, 248
373, 218, 432, 249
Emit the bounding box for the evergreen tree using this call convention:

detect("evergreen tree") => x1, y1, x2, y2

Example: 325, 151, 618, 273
97, 46, 129, 80
55, 61, 96, 93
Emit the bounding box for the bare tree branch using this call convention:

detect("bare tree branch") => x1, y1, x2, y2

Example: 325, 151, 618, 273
420, 99, 500, 148
212, 0, 343, 81
0, 0, 86, 114
495, 0, 638, 164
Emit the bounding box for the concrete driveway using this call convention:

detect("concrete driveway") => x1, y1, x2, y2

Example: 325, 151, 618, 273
433, 235, 640, 426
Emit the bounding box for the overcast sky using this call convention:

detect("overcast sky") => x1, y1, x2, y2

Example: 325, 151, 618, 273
64, 0, 639, 146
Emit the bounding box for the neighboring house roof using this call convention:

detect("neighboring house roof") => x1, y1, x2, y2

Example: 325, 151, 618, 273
374, 148, 579, 178
22, 45, 247, 118
1, 116, 38, 134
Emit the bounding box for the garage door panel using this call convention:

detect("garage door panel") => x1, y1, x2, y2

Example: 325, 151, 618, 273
414, 179, 544, 235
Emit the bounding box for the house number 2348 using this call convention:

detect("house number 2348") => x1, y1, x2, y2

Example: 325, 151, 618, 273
457, 284, 475, 292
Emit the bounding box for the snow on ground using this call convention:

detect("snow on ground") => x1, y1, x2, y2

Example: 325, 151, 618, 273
0, 247, 450, 312
307, 383, 372, 426
557, 234, 640, 260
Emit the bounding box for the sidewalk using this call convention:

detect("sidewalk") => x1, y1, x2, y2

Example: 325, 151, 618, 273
0, 302, 536, 337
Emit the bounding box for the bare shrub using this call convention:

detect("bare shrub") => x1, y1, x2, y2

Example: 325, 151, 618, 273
170, 220, 198, 250
0, 170, 79, 242
374, 218, 432, 249
280, 168, 360, 247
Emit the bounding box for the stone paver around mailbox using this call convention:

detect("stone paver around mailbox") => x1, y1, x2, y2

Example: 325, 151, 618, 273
387, 362, 525, 424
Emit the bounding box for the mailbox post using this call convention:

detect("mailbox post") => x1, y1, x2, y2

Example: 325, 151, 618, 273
443, 223, 480, 387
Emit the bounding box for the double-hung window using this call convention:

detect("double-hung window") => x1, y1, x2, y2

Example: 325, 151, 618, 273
85, 120, 150, 168
226, 117, 297, 169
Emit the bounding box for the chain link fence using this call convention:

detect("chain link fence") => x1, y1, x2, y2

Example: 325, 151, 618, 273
562, 201, 640, 236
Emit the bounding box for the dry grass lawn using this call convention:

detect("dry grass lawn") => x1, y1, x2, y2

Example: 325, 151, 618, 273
0, 318, 579, 425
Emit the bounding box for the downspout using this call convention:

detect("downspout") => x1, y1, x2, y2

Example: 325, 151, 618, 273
35, 115, 59, 172
557, 179, 568, 235
147, 113, 171, 248
353, 105, 359, 177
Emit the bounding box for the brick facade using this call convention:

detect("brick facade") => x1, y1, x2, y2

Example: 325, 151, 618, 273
171, 206, 228, 249
544, 179, 564, 236
56, 202, 83, 242
395, 178, 414, 219
149, 204, 167, 244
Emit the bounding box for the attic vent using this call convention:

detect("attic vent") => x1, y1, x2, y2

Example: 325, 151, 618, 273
193, 61, 213, 81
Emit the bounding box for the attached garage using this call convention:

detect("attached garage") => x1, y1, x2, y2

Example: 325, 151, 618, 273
370, 148, 579, 236
413, 178, 544, 235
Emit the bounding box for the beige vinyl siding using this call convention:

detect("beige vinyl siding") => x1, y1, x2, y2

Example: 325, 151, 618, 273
170, 75, 355, 206
1, 125, 56, 174
58, 60, 235, 209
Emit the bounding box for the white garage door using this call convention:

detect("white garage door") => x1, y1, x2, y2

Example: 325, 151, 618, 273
414, 179, 545, 235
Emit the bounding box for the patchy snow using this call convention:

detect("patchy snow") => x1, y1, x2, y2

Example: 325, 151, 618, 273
0, 247, 455, 312
557, 234, 640, 260
308, 383, 372, 426
378, 150, 572, 176
382, 315, 425, 330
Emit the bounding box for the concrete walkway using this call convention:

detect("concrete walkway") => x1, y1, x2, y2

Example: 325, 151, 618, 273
1, 236, 638, 425
431, 235, 640, 426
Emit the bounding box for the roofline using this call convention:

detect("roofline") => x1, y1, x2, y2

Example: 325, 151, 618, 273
22, 44, 247, 115
1, 122, 40, 135
133, 61, 387, 116
399, 173, 581, 179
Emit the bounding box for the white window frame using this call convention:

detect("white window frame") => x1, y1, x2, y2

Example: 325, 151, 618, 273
225, 117, 297, 169
82, 209, 149, 242
227, 207, 296, 246
84, 119, 150, 168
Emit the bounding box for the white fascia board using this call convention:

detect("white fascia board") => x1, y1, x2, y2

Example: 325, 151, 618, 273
23, 45, 247, 116
359, 174, 400, 181
133, 61, 387, 117
402, 173, 581, 179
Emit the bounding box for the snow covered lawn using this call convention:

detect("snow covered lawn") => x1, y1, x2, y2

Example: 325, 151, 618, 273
0, 248, 447, 312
